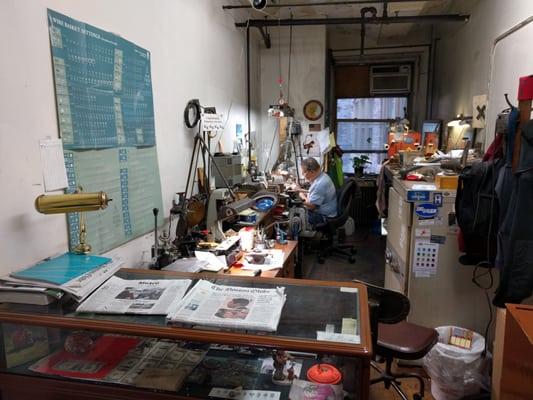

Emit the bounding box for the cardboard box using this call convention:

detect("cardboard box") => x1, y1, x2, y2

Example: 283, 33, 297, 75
435, 173, 458, 189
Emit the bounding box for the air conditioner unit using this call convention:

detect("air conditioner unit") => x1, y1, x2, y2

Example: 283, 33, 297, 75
370, 65, 411, 95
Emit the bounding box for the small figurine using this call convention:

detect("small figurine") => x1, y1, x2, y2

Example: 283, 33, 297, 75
272, 350, 287, 381
272, 350, 295, 385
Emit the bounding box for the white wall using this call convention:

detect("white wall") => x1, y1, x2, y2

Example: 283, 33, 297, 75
434, 0, 533, 145
0, 0, 261, 272
259, 26, 326, 171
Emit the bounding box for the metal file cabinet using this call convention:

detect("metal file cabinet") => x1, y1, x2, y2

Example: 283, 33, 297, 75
385, 175, 496, 336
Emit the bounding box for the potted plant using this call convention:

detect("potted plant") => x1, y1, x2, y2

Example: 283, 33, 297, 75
352, 155, 371, 177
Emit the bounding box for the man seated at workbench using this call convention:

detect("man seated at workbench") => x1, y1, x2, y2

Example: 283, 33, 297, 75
298, 157, 338, 225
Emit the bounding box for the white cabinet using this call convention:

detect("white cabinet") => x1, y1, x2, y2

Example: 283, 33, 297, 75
385, 176, 496, 335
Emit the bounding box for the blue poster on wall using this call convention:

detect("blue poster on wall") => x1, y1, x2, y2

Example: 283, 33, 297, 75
48, 9, 155, 149
48, 10, 163, 254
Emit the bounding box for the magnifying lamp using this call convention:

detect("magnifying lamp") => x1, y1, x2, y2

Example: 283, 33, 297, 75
35, 190, 111, 254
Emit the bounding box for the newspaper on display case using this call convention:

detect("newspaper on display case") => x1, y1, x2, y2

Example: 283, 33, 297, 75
167, 280, 286, 332
76, 276, 192, 315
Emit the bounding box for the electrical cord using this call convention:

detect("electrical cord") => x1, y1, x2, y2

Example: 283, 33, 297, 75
277, 17, 283, 100
472, 260, 494, 358
264, 122, 280, 172
287, 13, 293, 106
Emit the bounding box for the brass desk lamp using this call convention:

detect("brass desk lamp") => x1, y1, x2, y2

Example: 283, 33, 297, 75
35, 190, 111, 254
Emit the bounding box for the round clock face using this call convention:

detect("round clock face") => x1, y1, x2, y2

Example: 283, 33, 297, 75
303, 100, 324, 121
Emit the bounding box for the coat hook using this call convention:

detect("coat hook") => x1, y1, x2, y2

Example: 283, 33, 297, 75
504, 93, 515, 108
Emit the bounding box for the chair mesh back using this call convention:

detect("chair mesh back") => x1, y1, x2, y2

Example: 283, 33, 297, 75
337, 179, 358, 219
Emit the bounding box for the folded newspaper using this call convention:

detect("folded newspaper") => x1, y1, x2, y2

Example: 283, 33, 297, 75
167, 280, 286, 332
0, 257, 123, 302
76, 276, 192, 315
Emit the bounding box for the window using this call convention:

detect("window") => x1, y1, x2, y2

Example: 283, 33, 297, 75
336, 97, 408, 175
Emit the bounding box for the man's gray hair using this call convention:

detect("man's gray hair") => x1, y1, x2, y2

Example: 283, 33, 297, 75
301, 157, 320, 172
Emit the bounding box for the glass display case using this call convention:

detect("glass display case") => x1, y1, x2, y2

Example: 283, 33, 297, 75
0, 269, 371, 400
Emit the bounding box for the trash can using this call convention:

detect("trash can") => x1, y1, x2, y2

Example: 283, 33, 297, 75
423, 326, 486, 400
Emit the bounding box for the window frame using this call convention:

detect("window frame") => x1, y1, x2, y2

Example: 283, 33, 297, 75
335, 95, 410, 175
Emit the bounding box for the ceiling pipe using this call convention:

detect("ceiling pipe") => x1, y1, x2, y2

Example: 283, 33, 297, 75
223, 0, 433, 9
360, 7, 378, 55
235, 14, 469, 27
333, 43, 431, 52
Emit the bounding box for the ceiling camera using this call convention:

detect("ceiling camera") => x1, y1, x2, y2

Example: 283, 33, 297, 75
250, 0, 267, 10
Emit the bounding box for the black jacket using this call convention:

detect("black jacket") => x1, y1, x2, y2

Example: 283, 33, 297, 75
494, 119, 533, 306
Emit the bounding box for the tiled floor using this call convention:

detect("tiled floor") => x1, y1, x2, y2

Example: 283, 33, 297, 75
301, 228, 435, 400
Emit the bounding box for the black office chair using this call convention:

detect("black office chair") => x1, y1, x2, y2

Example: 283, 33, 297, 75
314, 178, 360, 264
354, 280, 439, 400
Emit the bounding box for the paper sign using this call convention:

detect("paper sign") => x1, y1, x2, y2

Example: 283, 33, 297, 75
411, 184, 437, 190
413, 240, 439, 278
39, 138, 68, 191
430, 235, 446, 244
473, 94, 488, 128
340, 287, 359, 293
341, 318, 358, 335
316, 331, 361, 344
209, 389, 280, 400
415, 228, 431, 238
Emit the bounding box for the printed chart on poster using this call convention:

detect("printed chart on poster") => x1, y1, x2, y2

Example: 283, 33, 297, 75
48, 10, 163, 254
412, 240, 439, 278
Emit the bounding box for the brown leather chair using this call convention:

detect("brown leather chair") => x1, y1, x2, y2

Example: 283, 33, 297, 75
355, 280, 439, 400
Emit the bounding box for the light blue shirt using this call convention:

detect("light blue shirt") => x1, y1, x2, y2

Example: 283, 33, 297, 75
308, 172, 338, 217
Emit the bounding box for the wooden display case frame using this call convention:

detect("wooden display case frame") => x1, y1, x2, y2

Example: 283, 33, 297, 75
0, 270, 372, 400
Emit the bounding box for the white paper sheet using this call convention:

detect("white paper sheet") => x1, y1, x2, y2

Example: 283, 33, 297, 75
317, 127, 331, 154
194, 251, 227, 271
316, 330, 361, 344
241, 249, 284, 271
39, 138, 68, 191
208, 389, 280, 400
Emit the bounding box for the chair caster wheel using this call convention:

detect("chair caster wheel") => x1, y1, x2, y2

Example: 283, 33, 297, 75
413, 394, 423, 400
318, 257, 325, 264
349, 256, 356, 264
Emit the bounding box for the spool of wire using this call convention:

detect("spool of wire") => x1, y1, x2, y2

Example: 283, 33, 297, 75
184, 99, 201, 129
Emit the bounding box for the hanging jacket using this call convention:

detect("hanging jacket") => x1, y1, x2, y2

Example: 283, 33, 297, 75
495, 108, 519, 271
455, 154, 503, 265
493, 118, 533, 306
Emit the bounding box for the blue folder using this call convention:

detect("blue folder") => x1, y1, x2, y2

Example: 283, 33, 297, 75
11, 253, 111, 285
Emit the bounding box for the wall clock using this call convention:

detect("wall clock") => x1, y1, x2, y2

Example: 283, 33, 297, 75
303, 100, 324, 121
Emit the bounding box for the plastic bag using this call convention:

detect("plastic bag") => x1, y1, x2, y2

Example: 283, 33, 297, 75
423, 326, 489, 400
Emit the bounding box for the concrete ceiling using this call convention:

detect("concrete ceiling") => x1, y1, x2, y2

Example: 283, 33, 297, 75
223, 0, 460, 47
